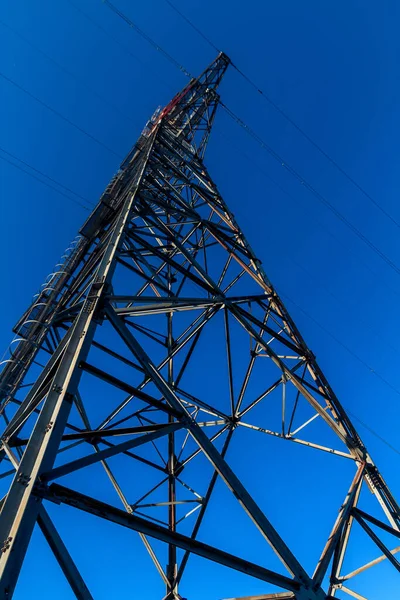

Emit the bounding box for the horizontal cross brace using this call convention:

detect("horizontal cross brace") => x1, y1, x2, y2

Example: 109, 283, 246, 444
11, 423, 175, 446
45, 483, 301, 592
41, 422, 183, 482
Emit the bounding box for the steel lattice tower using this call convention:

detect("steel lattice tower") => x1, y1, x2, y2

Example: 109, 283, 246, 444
0, 54, 398, 600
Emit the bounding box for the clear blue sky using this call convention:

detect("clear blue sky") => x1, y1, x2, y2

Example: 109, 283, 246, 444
1, 0, 400, 598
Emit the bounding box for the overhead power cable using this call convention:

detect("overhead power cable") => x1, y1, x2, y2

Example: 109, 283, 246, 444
220, 101, 400, 277
0, 151, 91, 211
164, 0, 400, 230
0, 17, 136, 128
0, 71, 122, 159
347, 410, 400, 457
66, 0, 175, 93
102, 0, 193, 78
0, 145, 94, 208
231, 64, 400, 230
281, 290, 400, 399
216, 126, 400, 301
164, 0, 220, 54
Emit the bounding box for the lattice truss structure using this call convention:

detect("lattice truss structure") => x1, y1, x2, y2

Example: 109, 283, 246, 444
0, 54, 399, 600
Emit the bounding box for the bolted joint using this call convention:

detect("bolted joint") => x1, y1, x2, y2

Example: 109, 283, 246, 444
173, 458, 184, 476
33, 479, 50, 500
1, 537, 12, 554
44, 420, 54, 433
92, 276, 106, 291
229, 416, 240, 429
16, 473, 31, 487
82, 299, 96, 314
205, 87, 219, 102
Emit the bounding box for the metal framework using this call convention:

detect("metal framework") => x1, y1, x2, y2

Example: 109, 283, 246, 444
0, 53, 398, 600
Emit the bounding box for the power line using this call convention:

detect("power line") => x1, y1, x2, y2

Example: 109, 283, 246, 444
290, 256, 400, 356
0, 70, 122, 159
281, 290, 400, 399
164, 0, 220, 54
231, 63, 400, 230
164, 0, 400, 231
220, 101, 400, 277
0, 3, 185, 216
0, 152, 91, 211
0, 17, 136, 128
102, 0, 193, 78
65, 0, 175, 94
347, 410, 400, 457
0, 145, 94, 207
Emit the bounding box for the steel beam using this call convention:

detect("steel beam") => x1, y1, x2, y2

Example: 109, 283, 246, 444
37, 507, 93, 600
45, 483, 301, 593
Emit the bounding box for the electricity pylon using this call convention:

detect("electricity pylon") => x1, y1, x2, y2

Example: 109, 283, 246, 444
0, 53, 398, 600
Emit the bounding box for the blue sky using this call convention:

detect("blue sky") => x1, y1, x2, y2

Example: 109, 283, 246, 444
1, 0, 400, 598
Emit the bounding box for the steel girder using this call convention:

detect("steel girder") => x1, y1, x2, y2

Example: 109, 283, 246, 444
0, 53, 398, 600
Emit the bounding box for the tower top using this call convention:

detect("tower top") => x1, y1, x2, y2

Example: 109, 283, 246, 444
80, 52, 230, 241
